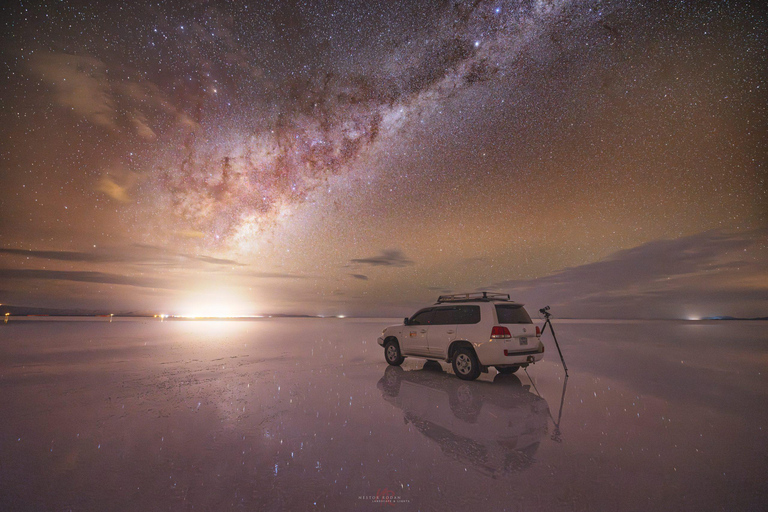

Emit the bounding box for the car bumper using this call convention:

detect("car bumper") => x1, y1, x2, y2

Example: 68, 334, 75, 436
377, 336, 385, 347
474, 339, 545, 366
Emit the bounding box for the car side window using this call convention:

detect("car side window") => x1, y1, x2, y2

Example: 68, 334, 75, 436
431, 306, 480, 324
454, 306, 481, 324
432, 307, 457, 325
409, 309, 434, 325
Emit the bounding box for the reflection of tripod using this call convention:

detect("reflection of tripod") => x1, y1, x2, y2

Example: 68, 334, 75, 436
525, 370, 568, 443
540, 306, 568, 376
550, 374, 568, 442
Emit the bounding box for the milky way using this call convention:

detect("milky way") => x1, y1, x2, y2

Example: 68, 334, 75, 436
147, 0, 601, 249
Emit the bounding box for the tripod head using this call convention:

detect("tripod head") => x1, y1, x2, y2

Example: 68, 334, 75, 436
539, 305, 551, 319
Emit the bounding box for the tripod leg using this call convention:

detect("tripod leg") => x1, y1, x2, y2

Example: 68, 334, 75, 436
545, 319, 569, 376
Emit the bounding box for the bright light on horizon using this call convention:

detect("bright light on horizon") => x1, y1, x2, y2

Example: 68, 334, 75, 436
175, 289, 255, 319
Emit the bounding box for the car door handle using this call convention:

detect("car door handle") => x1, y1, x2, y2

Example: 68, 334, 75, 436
420, 329, 427, 333
447, 330, 455, 334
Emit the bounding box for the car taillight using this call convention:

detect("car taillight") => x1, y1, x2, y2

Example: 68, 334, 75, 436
536, 325, 541, 336
490, 326, 511, 339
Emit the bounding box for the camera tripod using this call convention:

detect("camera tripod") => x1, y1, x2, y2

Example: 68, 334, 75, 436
539, 306, 568, 376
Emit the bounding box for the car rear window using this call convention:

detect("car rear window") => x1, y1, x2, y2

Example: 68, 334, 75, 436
495, 304, 532, 324
432, 306, 481, 325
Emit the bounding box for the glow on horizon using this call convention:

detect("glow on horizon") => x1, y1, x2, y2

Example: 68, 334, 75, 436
173, 314, 264, 319
174, 289, 256, 319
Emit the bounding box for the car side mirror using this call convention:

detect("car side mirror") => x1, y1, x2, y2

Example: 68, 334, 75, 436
404, 317, 409, 326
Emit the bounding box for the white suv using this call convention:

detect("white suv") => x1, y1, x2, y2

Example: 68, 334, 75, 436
377, 292, 544, 380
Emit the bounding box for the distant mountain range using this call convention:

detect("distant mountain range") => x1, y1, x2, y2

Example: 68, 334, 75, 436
700, 316, 768, 321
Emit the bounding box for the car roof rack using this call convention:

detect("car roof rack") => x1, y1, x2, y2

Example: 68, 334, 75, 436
436, 291, 512, 303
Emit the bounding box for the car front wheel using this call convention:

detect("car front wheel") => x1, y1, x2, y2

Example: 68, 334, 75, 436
384, 340, 405, 366
452, 348, 481, 381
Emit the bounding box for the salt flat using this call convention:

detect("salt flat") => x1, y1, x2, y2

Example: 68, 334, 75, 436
1, 318, 766, 511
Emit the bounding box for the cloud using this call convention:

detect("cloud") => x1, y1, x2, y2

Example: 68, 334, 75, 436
242, 271, 308, 279
193, 255, 243, 266
29, 53, 116, 129
349, 274, 369, 280
351, 249, 415, 267
28, 52, 199, 137
97, 176, 132, 203
0, 246, 245, 267
487, 227, 768, 319
177, 230, 206, 239
0, 248, 117, 263
0, 268, 172, 289
131, 112, 157, 140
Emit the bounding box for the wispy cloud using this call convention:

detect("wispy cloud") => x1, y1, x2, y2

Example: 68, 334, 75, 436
28, 53, 116, 129
243, 271, 308, 279
0, 246, 245, 267
487, 227, 768, 319
0, 268, 172, 289
351, 249, 414, 267
97, 176, 132, 203
192, 255, 243, 266
28, 52, 199, 138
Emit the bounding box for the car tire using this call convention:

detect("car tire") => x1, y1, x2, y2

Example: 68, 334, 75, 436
452, 347, 481, 381
384, 339, 405, 366
496, 365, 519, 375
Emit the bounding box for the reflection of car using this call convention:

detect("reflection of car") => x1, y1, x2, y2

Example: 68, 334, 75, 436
377, 364, 550, 476
377, 292, 544, 380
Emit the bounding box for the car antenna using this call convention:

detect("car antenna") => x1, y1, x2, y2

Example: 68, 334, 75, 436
539, 306, 568, 376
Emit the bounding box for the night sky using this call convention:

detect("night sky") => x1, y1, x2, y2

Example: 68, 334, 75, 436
1, 0, 766, 318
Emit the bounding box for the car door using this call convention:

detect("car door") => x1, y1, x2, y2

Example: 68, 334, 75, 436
428, 307, 459, 358
402, 308, 433, 356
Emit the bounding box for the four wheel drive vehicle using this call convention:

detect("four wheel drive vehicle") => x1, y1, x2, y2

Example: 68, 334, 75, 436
377, 292, 544, 380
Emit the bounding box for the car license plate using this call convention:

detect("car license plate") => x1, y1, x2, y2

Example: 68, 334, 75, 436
519, 337, 528, 345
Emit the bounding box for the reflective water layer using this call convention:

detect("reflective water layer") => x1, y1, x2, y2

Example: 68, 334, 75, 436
1, 318, 766, 510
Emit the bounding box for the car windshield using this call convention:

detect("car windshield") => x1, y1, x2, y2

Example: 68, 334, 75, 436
495, 304, 532, 324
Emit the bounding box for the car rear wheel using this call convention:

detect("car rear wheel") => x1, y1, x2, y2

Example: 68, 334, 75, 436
384, 340, 405, 366
452, 348, 481, 381
496, 365, 519, 374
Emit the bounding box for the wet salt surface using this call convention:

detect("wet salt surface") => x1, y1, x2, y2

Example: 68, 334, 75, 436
1, 318, 766, 511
